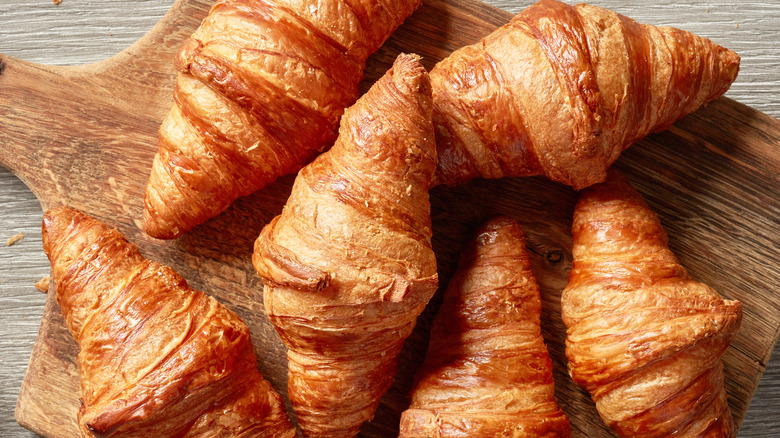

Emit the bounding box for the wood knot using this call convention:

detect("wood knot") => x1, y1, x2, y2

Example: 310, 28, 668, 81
546, 250, 563, 265
0, 59, 6, 77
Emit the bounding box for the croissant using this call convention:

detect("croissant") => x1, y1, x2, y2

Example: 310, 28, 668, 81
42, 206, 296, 438
143, 0, 422, 239
431, 0, 740, 189
561, 170, 742, 437
399, 216, 571, 437
253, 53, 438, 437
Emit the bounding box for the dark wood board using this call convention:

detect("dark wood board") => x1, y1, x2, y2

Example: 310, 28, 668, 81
1, 0, 778, 436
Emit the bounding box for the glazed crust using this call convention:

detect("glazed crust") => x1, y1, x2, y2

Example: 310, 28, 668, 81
42, 206, 296, 438
561, 171, 742, 437
399, 216, 571, 438
431, 0, 740, 189
143, 0, 422, 239
253, 53, 438, 437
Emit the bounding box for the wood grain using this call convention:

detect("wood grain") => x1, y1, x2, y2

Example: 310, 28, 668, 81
1, 0, 778, 437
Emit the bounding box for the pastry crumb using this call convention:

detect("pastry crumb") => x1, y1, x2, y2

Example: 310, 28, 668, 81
53, 0, 62, 5
35, 276, 51, 293
7, 232, 24, 246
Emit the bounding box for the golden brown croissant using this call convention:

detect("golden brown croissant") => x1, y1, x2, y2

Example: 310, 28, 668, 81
42, 206, 296, 438
253, 53, 438, 437
399, 216, 571, 438
431, 0, 740, 189
561, 170, 742, 437
143, 0, 422, 239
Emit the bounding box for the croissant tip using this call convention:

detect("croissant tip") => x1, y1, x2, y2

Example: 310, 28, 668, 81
142, 207, 181, 240
388, 52, 430, 91
396, 52, 423, 63
577, 169, 641, 205
142, 222, 180, 240
42, 206, 81, 253
720, 47, 741, 82
481, 214, 520, 229
43, 205, 79, 220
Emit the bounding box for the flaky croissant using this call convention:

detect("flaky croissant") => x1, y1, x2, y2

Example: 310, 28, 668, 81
143, 0, 422, 239
399, 216, 571, 437
432, 0, 740, 189
253, 53, 438, 437
561, 171, 742, 437
42, 206, 296, 438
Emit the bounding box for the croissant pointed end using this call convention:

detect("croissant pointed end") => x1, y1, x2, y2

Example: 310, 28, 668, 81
719, 47, 741, 89
578, 169, 645, 208
389, 53, 429, 90
142, 201, 181, 240
142, 133, 209, 240
42, 206, 80, 256
142, 177, 186, 239
370, 54, 433, 126
728, 299, 744, 332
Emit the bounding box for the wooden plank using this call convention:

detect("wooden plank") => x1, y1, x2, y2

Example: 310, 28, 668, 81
1, 0, 777, 436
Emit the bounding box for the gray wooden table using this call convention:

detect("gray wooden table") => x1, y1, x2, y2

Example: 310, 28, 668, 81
1, 1, 777, 437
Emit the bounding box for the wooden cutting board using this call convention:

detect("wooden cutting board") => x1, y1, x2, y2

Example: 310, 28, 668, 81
2, 0, 778, 436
